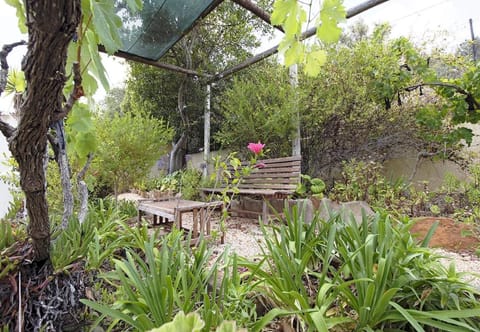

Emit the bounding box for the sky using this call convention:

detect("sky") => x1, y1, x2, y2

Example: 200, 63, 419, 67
0, 0, 479, 215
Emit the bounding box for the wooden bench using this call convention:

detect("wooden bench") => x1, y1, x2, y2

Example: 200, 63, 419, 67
202, 155, 301, 222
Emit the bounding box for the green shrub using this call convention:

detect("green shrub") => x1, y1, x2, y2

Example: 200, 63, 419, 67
82, 232, 257, 331
179, 168, 203, 200
92, 109, 173, 196
241, 205, 480, 331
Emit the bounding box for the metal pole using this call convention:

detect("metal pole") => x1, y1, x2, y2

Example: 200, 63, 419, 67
203, 84, 211, 178
469, 18, 477, 62
289, 64, 301, 156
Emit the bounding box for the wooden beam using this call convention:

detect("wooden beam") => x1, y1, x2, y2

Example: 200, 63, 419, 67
212, 0, 391, 82
109, 49, 212, 78
231, 0, 284, 33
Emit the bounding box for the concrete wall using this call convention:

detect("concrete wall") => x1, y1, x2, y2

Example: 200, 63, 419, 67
383, 153, 469, 190
186, 150, 228, 175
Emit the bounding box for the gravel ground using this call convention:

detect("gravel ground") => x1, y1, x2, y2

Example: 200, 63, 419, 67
433, 249, 480, 289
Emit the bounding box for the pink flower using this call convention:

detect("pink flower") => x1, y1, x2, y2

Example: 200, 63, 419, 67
247, 141, 265, 155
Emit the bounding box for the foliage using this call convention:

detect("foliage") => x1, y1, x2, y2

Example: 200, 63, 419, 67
301, 24, 433, 178
240, 205, 480, 331
4, 68, 25, 94
0, 157, 24, 220
148, 311, 246, 332
149, 311, 204, 332
241, 205, 351, 331
0, 220, 14, 251
271, 0, 346, 76
50, 197, 137, 272
50, 217, 95, 272
63, 0, 142, 97
91, 109, 173, 196
65, 103, 97, 165
82, 232, 256, 331
295, 174, 326, 198
330, 159, 393, 202
214, 62, 296, 156
137, 168, 202, 200
333, 212, 480, 331
179, 168, 203, 200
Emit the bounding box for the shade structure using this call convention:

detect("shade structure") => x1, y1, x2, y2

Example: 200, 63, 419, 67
116, 0, 219, 61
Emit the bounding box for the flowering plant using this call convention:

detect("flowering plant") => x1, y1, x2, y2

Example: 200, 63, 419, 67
247, 141, 265, 155
209, 141, 267, 238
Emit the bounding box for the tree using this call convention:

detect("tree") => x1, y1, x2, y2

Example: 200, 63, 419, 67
99, 86, 125, 117
457, 37, 480, 62
214, 61, 296, 157
0, 0, 141, 261
0, 1, 81, 262
123, 0, 272, 172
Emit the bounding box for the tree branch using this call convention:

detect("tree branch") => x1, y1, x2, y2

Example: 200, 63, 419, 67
408, 151, 438, 184
51, 61, 83, 122
231, 0, 284, 32
0, 41, 27, 96
0, 114, 16, 138
77, 153, 93, 223
405, 82, 480, 110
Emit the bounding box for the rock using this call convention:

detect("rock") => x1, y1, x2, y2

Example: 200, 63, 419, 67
313, 198, 374, 224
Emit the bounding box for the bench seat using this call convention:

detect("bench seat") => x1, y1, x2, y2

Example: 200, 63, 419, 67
201, 155, 301, 221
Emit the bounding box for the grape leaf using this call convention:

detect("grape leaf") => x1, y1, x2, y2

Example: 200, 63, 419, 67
317, 0, 346, 44
284, 4, 306, 38
5, 0, 27, 33
304, 49, 327, 77
317, 20, 343, 44
321, 0, 346, 22
86, 30, 110, 90
284, 40, 305, 67
90, 0, 123, 54
271, 0, 295, 26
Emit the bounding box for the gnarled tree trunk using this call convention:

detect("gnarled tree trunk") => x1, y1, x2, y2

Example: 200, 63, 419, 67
9, 1, 81, 262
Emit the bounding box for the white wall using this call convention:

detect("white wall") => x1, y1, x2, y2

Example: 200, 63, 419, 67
0, 131, 12, 218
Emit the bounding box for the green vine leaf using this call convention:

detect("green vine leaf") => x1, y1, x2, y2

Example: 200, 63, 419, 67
4, 0, 27, 33
304, 48, 327, 77
271, 0, 297, 27
66, 103, 97, 162
283, 39, 305, 67
317, 0, 346, 44
85, 30, 110, 90
272, 0, 345, 76
89, 0, 123, 54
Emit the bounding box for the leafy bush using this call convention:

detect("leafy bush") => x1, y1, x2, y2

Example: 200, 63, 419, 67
214, 62, 296, 157
82, 232, 257, 331
51, 198, 137, 272
241, 205, 480, 331
179, 168, 203, 200
92, 109, 173, 196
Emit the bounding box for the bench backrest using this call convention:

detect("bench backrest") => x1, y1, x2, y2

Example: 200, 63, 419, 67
236, 155, 301, 192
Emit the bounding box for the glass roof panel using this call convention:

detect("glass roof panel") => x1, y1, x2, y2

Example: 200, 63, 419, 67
116, 0, 217, 61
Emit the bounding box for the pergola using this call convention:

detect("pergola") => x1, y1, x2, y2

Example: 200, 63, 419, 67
108, 0, 391, 173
